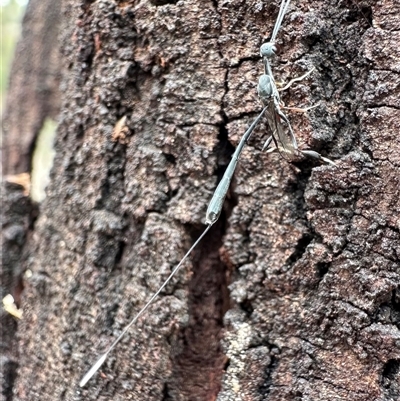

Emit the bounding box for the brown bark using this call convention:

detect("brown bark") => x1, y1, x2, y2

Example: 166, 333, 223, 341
6, 0, 400, 400
1, 0, 62, 399
2, 0, 62, 175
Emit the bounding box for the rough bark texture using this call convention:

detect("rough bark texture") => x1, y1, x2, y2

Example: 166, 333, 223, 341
1, 0, 62, 399
6, 0, 400, 400
0, 181, 33, 401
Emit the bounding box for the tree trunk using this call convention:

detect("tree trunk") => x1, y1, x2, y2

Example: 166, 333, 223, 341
5, 0, 400, 400
1, 0, 62, 399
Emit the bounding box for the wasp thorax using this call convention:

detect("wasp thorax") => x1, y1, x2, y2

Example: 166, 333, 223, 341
257, 74, 273, 103
260, 42, 276, 58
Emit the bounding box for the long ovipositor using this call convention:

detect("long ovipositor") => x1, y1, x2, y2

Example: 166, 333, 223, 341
80, 0, 334, 388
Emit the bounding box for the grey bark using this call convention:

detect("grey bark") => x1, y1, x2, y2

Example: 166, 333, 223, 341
5, 0, 400, 400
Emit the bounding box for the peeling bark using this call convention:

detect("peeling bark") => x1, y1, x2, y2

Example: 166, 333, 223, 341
6, 0, 400, 400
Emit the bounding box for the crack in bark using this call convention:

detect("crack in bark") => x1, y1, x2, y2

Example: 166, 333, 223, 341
169, 222, 228, 401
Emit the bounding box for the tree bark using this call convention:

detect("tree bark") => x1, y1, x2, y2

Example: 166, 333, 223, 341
6, 0, 400, 400
2, 0, 62, 175
1, 0, 62, 399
